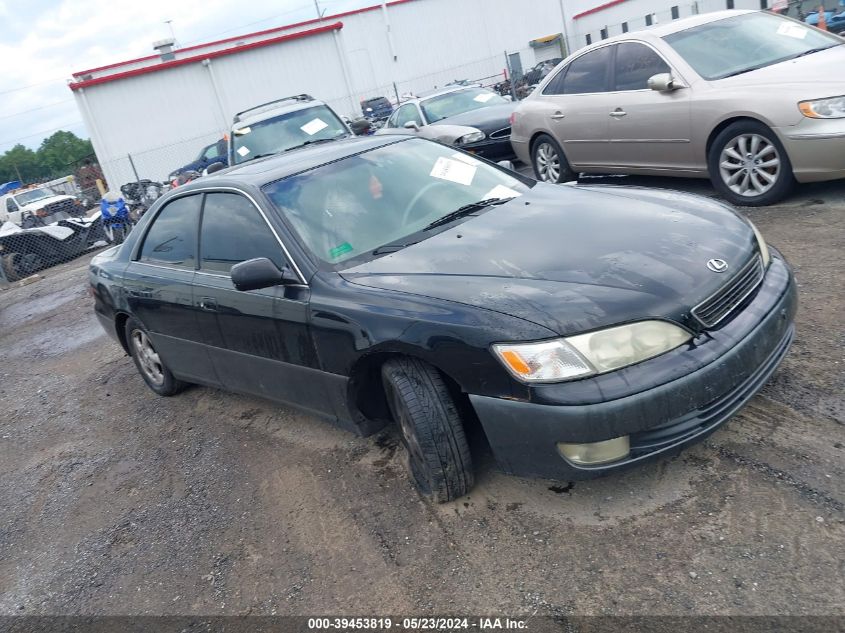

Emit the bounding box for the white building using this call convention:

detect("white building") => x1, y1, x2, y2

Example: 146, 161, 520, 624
69, 0, 769, 188
70, 0, 571, 188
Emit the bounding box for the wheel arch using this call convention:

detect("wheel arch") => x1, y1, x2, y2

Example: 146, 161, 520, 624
114, 311, 131, 355
346, 347, 484, 442
704, 115, 784, 162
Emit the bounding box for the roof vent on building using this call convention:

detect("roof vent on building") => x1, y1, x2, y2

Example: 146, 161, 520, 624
153, 38, 177, 61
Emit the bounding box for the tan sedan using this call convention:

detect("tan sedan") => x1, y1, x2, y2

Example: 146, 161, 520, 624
510, 10, 845, 205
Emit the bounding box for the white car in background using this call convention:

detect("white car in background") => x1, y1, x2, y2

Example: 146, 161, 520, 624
1, 187, 82, 227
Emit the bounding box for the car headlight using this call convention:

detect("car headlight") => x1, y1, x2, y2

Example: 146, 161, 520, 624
456, 130, 485, 144
746, 219, 771, 268
798, 95, 845, 119
493, 321, 692, 383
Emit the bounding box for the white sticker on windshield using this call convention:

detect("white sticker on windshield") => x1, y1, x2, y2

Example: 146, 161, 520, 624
236, 146, 251, 157
301, 118, 329, 135
430, 156, 477, 186
482, 185, 521, 200
473, 92, 495, 103
776, 22, 808, 38
451, 152, 481, 166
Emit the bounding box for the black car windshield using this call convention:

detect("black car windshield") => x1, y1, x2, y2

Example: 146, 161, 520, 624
231, 105, 349, 164
262, 138, 532, 268
420, 88, 510, 123
664, 12, 842, 80
14, 188, 56, 205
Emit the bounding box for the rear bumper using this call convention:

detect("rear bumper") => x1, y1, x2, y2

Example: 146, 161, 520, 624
469, 256, 797, 480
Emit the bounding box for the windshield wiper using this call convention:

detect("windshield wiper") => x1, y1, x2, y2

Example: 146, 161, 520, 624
372, 240, 420, 255
423, 197, 514, 231
241, 153, 277, 163
284, 134, 348, 153
791, 44, 840, 59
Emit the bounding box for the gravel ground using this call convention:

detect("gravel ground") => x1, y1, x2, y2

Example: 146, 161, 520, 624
0, 176, 843, 617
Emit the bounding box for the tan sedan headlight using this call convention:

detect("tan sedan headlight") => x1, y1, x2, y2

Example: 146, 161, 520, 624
493, 321, 691, 383
798, 95, 845, 119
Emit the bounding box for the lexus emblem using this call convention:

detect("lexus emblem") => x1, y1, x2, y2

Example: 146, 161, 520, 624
707, 258, 729, 273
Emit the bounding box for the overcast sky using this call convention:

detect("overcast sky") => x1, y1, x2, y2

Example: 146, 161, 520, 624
0, 0, 370, 153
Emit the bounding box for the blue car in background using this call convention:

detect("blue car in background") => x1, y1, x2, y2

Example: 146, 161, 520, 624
360, 96, 393, 122
168, 138, 228, 180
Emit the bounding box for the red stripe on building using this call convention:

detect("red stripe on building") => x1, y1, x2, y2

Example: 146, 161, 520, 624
72, 0, 417, 78
573, 0, 629, 20
69, 22, 344, 91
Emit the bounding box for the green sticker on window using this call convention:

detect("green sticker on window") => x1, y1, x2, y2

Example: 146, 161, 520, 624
329, 242, 353, 259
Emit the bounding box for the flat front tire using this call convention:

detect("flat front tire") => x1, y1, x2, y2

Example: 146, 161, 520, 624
381, 358, 473, 502
531, 134, 575, 184
708, 121, 794, 206
125, 317, 186, 396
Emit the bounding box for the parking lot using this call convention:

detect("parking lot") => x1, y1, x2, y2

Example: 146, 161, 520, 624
0, 173, 842, 617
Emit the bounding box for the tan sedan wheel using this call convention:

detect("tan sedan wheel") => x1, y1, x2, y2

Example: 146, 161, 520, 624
709, 121, 794, 207
531, 134, 574, 184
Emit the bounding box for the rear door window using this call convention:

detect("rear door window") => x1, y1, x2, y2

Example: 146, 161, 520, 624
613, 42, 671, 90
561, 46, 613, 94
139, 195, 201, 268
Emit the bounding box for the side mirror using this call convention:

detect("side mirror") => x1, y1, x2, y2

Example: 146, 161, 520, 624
230, 257, 297, 291
403, 121, 420, 131
206, 161, 226, 174
496, 160, 515, 171
648, 73, 678, 92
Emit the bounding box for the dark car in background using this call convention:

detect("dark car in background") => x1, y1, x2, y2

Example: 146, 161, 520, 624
361, 96, 394, 121
90, 136, 795, 503
379, 85, 517, 160
168, 138, 228, 180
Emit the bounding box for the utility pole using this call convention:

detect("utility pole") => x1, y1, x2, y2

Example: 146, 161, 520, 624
557, 0, 572, 56
12, 161, 22, 183
313, 0, 323, 21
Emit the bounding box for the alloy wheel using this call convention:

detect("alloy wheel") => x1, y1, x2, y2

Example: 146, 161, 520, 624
131, 329, 165, 386
535, 142, 561, 182
718, 134, 781, 198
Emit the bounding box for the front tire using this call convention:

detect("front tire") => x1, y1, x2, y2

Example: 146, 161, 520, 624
708, 121, 794, 206
125, 318, 186, 396
381, 358, 473, 502
531, 133, 575, 183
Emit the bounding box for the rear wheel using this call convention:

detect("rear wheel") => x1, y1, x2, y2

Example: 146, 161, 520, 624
381, 358, 473, 502
125, 318, 186, 396
531, 134, 575, 184
708, 121, 794, 206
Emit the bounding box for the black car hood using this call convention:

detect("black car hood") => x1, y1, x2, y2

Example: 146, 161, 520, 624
341, 183, 758, 336
432, 103, 515, 134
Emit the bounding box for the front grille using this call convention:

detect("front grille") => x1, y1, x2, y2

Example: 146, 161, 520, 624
692, 255, 764, 328
44, 199, 76, 214
489, 127, 511, 140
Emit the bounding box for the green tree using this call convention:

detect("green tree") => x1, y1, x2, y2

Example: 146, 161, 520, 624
37, 131, 94, 173
0, 144, 39, 183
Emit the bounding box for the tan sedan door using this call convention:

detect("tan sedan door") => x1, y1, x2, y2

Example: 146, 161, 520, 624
605, 42, 694, 172
532, 45, 614, 168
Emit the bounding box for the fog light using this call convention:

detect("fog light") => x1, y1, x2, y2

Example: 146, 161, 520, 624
557, 436, 630, 466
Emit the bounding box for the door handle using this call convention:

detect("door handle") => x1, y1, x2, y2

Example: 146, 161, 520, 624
550, 112, 566, 120
609, 109, 627, 118
199, 297, 218, 311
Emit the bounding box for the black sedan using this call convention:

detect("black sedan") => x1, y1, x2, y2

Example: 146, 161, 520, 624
379, 86, 516, 161
90, 136, 796, 502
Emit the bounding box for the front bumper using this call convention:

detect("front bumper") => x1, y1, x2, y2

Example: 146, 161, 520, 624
469, 255, 797, 480
779, 118, 845, 183
463, 137, 516, 161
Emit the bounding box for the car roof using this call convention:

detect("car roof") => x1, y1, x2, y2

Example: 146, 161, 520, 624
594, 9, 755, 46
177, 135, 409, 191
233, 96, 330, 128
413, 84, 484, 101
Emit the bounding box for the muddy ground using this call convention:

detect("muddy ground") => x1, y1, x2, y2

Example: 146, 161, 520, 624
0, 176, 843, 617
